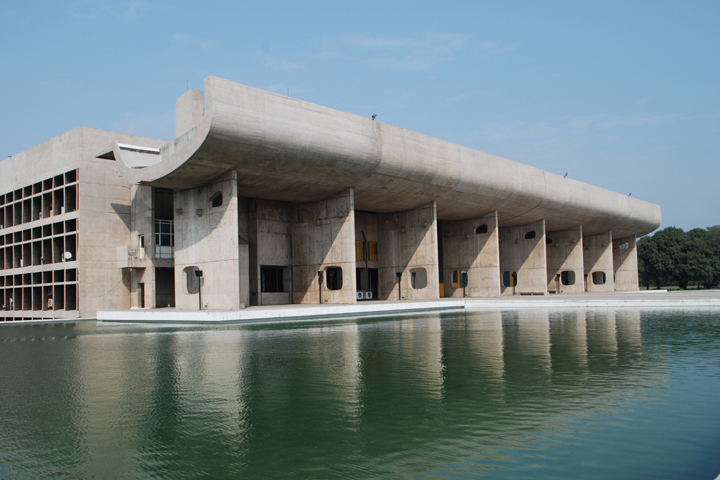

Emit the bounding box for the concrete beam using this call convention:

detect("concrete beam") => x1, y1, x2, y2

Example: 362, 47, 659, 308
377, 201, 439, 301
441, 211, 500, 298
613, 236, 639, 291
546, 226, 584, 294
583, 231, 614, 293
292, 188, 356, 304
499, 220, 547, 295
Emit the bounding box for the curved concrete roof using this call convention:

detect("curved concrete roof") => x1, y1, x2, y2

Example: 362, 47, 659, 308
114, 76, 661, 238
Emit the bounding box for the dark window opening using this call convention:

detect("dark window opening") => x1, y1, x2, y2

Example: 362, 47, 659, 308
546, 237, 553, 245
326, 267, 343, 290
210, 192, 223, 208
561, 270, 576, 285
154, 188, 174, 220
592, 271, 606, 285
475, 224, 488, 234
524, 230, 536, 239
502, 271, 517, 287
261, 267, 285, 293
410, 267, 427, 289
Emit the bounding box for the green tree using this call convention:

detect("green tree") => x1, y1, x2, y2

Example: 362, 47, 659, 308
638, 226, 719, 290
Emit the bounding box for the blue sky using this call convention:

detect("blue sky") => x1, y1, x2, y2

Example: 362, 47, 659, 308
1, 1, 718, 233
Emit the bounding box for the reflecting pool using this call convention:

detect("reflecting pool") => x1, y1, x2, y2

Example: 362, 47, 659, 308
1, 309, 719, 479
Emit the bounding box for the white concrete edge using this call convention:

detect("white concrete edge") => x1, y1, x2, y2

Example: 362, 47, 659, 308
0, 318, 96, 327
98, 300, 466, 324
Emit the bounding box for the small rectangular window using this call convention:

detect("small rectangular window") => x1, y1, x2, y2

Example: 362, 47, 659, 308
261, 267, 285, 293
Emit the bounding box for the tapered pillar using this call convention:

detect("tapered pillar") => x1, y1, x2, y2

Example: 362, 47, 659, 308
377, 201, 439, 301
498, 220, 547, 295
546, 226, 584, 294
583, 231, 614, 292
613, 236, 639, 291
441, 211, 500, 298
292, 188, 356, 304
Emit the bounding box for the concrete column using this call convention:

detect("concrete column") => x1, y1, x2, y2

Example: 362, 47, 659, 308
377, 201, 439, 301
292, 188, 356, 304
546, 226, 584, 294
583, 231, 614, 293
176, 89, 204, 137
441, 211, 500, 298
173, 170, 248, 310
498, 220, 547, 295
613, 235, 639, 291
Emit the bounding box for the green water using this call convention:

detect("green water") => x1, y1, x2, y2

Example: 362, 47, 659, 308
0, 309, 719, 479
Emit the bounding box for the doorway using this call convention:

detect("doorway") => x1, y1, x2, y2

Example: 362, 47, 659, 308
155, 268, 176, 308
356, 268, 378, 300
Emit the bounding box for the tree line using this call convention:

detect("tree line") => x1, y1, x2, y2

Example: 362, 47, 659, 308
637, 226, 720, 289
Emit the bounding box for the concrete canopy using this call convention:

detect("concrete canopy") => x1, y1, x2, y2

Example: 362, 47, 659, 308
113, 76, 661, 238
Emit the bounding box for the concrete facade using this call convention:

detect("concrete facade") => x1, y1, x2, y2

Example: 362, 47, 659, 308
498, 220, 548, 296
441, 211, 501, 299
0, 76, 661, 321
546, 226, 584, 294
613, 236, 639, 292
583, 232, 615, 293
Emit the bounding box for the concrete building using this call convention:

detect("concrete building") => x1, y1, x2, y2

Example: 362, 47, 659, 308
0, 76, 661, 321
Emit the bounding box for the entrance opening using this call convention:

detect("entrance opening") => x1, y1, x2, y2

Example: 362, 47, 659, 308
326, 267, 343, 290
355, 268, 378, 300
138, 282, 145, 308
155, 268, 175, 307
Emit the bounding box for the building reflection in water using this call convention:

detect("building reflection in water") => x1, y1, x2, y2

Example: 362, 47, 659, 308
0, 308, 665, 478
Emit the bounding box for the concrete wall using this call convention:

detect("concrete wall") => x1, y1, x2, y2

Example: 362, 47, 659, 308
292, 188, 356, 304
546, 226, 584, 294
0, 127, 167, 319
442, 211, 500, 298
613, 236, 639, 291
499, 220, 547, 295
377, 201, 439, 301
173, 170, 247, 310
248, 199, 293, 305
176, 89, 204, 137
583, 231, 614, 293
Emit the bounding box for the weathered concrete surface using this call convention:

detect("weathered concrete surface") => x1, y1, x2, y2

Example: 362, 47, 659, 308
583, 232, 614, 293
116, 77, 662, 238
292, 188, 356, 304
176, 89, 204, 138
377, 202, 439, 301
0, 127, 166, 320
613, 236, 639, 291
248, 199, 293, 305
442, 211, 500, 298
173, 171, 247, 310
499, 220, 547, 295
546, 226, 584, 294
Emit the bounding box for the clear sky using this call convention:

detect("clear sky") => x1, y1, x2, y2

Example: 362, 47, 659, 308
1, 1, 718, 233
